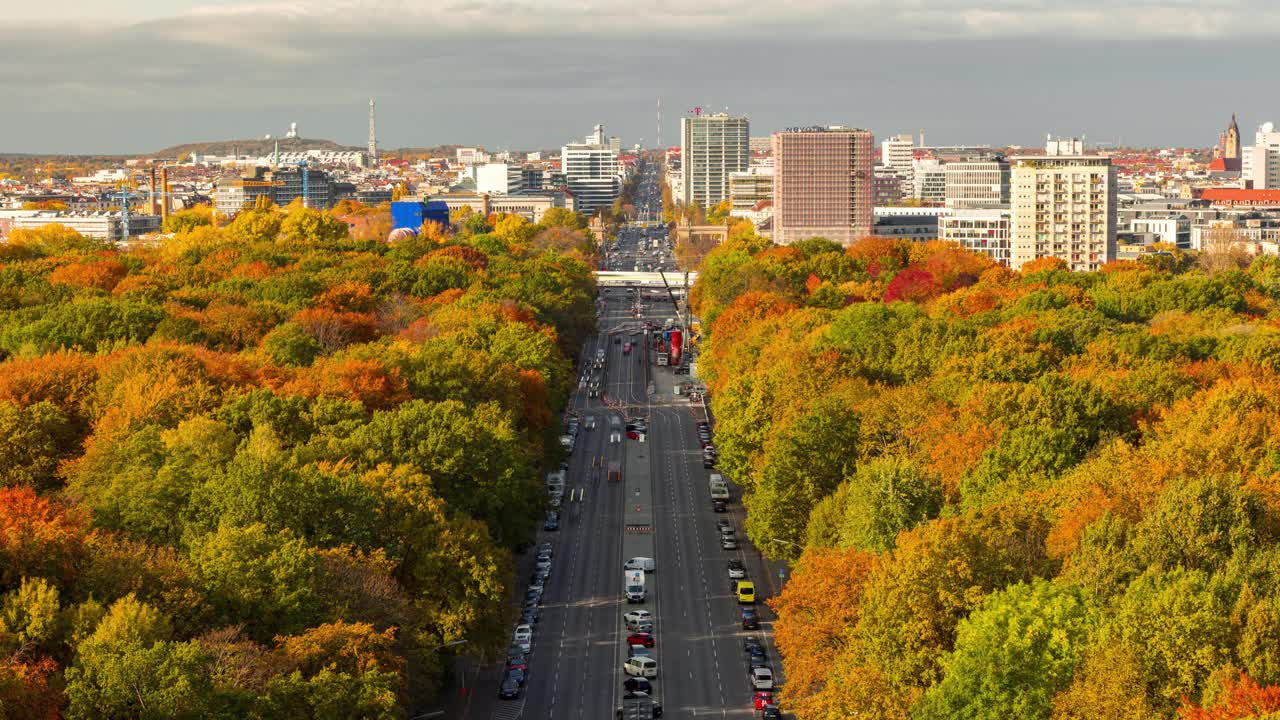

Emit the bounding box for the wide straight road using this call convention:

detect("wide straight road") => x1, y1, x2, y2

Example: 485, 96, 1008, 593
474, 161, 787, 720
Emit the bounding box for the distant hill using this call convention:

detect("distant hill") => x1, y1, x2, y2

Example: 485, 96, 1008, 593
152, 138, 360, 159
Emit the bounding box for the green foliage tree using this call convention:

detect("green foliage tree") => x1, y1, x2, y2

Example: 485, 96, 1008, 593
914, 579, 1094, 720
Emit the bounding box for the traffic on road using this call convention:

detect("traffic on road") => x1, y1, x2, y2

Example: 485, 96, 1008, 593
472, 160, 787, 720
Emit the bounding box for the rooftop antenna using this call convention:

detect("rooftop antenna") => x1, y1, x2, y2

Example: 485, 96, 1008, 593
368, 98, 378, 162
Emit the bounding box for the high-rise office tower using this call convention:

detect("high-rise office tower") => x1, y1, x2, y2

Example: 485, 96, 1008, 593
771, 126, 874, 246
679, 113, 749, 209
561, 124, 621, 216
1010, 140, 1116, 271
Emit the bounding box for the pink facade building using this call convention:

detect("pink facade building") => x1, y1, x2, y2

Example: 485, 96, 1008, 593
771, 126, 874, 246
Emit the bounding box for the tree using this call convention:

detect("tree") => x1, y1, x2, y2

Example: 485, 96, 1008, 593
770, 547, 877, 718
224, 209, 282, 244
185, 524, 322, 641
810, 456, 944, 553
280, 206, 349, 244
162, 206, 214, 234
261, 322, 322, 367
914, 579, 1095, 720
1179, 672, 1280, 720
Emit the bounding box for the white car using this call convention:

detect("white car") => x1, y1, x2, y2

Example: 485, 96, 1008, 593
751, 667, 774, 690
624, 656, 658, 678
624, 610, 653, 625
624, 557, 656, 573
514, 624, 533, 642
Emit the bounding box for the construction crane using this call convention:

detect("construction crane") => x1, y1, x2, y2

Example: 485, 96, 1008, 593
107, 185, 140, 240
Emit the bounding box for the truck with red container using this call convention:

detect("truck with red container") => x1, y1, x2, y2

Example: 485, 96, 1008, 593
670, 330, 683, 367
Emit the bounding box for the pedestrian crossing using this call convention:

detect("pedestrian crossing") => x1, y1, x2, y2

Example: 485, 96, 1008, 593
491, 696, 525, 720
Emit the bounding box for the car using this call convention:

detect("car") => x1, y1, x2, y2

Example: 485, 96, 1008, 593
528, 579, 545, 595
704, 457, 716, 468
536, 548, 553, 562
624, 656, 658, 678
716, 518, 731, 529
544, 511, 560, 531
513, 624, 533, 643
611, 431, 622, 443
498, 676, 521, 699
627, 632, 655, 648
520, 606, 539, 625
624, 557, 656, 572
719, 526, 735, 538
623, 677, 653, 694
585, 415, 596, 430
548, 495, 562, 509
747, 653, 769, 671
628, 644, 652, 659
505, 667, 526, 686
536, 559, 552, 574
742, 607, 760, 630
614, 336, 622, 344
727, 559, 746, 579
754, 691, 775, 710
624, 609, 654, 625
523, 590, 541, 608
744, 636, 764, 655
760, 705, 782, 720
722, 537, 739, 550
713, 499, 728, 513
751, 667, 775, 690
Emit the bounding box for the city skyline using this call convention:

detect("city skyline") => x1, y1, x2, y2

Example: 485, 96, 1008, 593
5, 1, 1280, 154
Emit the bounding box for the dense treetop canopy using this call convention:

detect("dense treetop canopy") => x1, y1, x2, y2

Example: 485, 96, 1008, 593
0, 204, 596, 718
693, 234, 1280, 720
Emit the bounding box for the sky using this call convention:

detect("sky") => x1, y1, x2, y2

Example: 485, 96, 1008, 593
2, 0, 1278, 154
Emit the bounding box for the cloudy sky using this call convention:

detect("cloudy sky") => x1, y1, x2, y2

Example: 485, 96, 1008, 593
1, 0, 1276, 154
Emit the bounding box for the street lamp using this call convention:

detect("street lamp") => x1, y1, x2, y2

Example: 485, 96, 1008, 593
770, 538, 802, 549
429, 639, 468, 653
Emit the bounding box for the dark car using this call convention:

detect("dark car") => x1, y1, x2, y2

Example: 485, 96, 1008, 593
544, 511, 560, 531
506, 653, 528, 672
520, 607, 540, 625
713, 499, 728, 513
623, 677, 653, 694
703, 458, 716, 469
498, 677, 520, 699
748, 653, 769, 671
742, 607, 760, 630
760, 705, 782, 720
505, 667, 526, 686
744, 636, 764, 655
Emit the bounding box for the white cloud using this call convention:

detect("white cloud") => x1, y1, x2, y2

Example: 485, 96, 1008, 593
8, 0, 1279, 39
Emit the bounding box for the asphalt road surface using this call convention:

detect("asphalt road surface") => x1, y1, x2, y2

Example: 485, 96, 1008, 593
468, 164, 787, 720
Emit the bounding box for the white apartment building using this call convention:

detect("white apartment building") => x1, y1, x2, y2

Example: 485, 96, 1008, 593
10, 212, 162, 241
1010, 153, 1117, 271
912, 158, 946, 203
562, 124, 621, 216
944, 160, 1010, 208
476, 163, 524, 195
729, 167, 773, 216
455, 147, 489, 165
881, 133, 915, 179
940, 208, 1012, 266
1248, 122, 1280, 189
680, 113, 749, 209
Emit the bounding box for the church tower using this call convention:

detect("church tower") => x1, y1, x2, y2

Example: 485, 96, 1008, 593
1225, 113, 1241, 162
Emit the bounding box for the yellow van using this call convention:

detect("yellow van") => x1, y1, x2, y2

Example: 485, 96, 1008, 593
736, 581, 756, 604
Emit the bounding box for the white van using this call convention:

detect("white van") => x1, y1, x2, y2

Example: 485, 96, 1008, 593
624, 557, 656, 573
710, 483, 730, 501
708, 472, 725, 487
625, 570, 646, 603
624, 656, 658, 678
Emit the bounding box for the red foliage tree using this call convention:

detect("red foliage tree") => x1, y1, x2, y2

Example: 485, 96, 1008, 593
0, 487, 87, 591
882, 267, 942, 303
1179, 673, 1280, 720
284, 358, 411, 411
